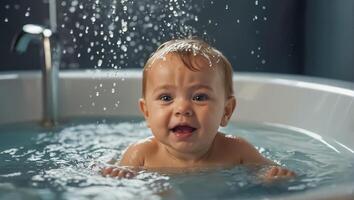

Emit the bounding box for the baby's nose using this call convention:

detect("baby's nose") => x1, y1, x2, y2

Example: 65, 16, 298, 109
175, 109, 192, 116
175, 99, 193, 117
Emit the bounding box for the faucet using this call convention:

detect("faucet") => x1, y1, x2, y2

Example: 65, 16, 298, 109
12, 24, 61, 127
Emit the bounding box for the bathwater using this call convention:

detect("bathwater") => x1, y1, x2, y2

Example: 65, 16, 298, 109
0, 117, 353, 200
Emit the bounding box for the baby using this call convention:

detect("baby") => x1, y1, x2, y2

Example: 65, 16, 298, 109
102, 38, 295, 180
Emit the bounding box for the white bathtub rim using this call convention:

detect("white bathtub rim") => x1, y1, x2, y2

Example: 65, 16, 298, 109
1, 69, 353, 91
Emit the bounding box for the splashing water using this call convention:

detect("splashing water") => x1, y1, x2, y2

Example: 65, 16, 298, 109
0, 117, 353, 200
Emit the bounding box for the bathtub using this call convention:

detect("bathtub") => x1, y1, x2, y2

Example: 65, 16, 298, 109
0, 70, 353, 199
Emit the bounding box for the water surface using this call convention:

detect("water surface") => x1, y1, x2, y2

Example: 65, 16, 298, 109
0, 117, 353, 200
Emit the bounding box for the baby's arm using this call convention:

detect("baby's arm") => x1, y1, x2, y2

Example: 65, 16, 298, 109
101, 141, 146, 178
237, 138, 295, 179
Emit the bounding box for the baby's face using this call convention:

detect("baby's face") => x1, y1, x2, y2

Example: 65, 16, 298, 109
140, 53, 234, 156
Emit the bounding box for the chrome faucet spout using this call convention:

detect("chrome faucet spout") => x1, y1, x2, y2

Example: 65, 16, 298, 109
12, 24, 61, 127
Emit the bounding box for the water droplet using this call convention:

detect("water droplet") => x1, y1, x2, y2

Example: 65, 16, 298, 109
25, 12, 30, 17
261, 59, 266, 64
121, 45, 127, 52
69, 7, 76, 13
4, 18, 8, 23
263, 17, 267, 21
96, 92, 100, 96
262, 6, 267, 10
97, 59, 103, 67
236, 19, 240, 23
225, 5, 229, 10
251, 50, 255, 55
121, 19, 128, 32
111, 88, 115, 93
103, 107, 107, 111
255, 0, 258, 6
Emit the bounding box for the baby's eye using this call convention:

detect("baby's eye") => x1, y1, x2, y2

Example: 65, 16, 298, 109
159, 95, 173, 102
192, 94, 209, 101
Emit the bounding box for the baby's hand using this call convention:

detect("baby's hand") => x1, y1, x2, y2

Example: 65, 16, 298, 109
101, 166, 136, 178
263, 166, 296, 181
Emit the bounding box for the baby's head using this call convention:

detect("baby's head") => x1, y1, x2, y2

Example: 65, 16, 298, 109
139, 38, 236, 156
142, 38, 234, 99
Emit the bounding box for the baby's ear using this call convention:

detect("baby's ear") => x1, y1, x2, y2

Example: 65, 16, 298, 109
220, 96, 236, 127
139, 98, 150, 127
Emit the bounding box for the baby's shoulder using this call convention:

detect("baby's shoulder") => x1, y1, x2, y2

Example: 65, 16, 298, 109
119, 136, 157, 166
218, 133, 254, 150
125, 136, 158, 154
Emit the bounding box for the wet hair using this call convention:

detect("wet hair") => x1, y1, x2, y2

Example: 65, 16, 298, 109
142, 38, 234, 98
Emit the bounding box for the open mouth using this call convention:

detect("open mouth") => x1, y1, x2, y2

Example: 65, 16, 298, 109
170, 125, 197, 140
171, 125, 197, 134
